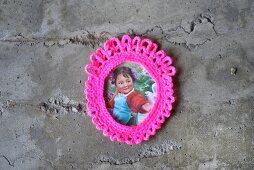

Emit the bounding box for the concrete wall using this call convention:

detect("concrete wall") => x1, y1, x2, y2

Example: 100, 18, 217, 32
0, 0, 253, 169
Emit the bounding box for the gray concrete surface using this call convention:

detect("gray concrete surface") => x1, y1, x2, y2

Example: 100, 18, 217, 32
0, 0, 254, 169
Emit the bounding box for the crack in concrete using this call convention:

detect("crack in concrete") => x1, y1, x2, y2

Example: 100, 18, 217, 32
1, 154, 55, 168
0, 31, 110, 49
0, 99, 48, 115
167, 25, 191, 35
141, 25, 165, 36
0, 100, 17, 116
165, 38, 212, 51
94, 140, 182, 166
39, 95, 86, 118
200, 13, 219, 36
0, 13, 218, 51
164, 13, 218, 50
69, 31, 110, 48
118, 14, 220, 51
1, 155, 14, 167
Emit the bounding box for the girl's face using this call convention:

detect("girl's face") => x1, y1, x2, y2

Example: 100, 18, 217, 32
115, 73, 134, 94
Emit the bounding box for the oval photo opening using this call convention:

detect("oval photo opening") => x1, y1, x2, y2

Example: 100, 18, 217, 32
104, 62, 157, 126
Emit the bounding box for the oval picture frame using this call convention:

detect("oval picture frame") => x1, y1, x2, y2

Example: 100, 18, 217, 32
84, 35, 176, 144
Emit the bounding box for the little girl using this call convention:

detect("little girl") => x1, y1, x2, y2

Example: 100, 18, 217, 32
106, 66, 152, 125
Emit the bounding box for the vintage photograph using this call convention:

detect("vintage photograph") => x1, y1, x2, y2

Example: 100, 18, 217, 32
105, 62, 157, 126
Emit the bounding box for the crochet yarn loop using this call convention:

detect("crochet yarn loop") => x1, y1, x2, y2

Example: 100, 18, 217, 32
84, 35, 176, 144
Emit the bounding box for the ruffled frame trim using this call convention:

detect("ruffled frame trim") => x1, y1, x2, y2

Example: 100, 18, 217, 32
84, 35, 176, 144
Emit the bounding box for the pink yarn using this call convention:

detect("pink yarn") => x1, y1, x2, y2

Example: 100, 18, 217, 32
84, 35, 176, 145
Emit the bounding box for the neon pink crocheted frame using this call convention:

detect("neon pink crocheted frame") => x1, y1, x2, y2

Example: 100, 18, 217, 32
84, 35, 176, 144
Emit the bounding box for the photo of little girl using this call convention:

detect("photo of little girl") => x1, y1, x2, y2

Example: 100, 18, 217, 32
105, 62, 157, 126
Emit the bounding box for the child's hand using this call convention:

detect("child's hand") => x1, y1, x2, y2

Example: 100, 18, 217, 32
141, 103, 152, 113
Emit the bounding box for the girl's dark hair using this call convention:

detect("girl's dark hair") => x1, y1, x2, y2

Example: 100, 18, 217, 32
111, 66, 136, 84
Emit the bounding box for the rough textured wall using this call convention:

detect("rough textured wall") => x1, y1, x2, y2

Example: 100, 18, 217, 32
0, 0, 254, 169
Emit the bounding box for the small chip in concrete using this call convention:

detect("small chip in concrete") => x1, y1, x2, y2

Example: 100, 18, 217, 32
71, 107, 78, 113
40, 105, 46, 112
48, 97, 54, 103
5, 100, 15, 108
55, 99, 60, 105
0, 107, 3, 116
54, 108, 58, 114
44, 41, 55, 47
58, 39, 70, 46
69, 100, 76, 106
231, 67, 237, 75
62, 96, 70, 105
